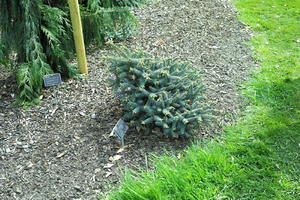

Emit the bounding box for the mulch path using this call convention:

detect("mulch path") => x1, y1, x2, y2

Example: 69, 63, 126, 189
0, 0, 256, 199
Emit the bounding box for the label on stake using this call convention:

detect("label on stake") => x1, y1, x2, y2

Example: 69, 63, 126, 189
43, 73, 62, 87
111, 119, 128, 146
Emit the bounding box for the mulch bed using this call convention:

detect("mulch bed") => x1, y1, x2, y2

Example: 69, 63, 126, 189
0, 0, 256, 199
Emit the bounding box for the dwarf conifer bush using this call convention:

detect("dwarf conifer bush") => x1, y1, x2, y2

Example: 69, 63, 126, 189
108, 47, 208, 137
0, 0, 144, 106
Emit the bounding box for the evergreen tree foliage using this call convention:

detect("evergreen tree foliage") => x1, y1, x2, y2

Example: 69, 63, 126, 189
0, 0, 143, 106
108, 46, 208, 137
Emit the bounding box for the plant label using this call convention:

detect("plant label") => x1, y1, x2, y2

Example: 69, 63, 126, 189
43, 73, 62, 87
111, 119, 128, 146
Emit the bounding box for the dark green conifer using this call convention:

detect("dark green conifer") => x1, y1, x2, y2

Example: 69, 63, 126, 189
0, 0, 144, 106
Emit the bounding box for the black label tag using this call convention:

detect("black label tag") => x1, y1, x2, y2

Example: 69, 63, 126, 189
43, 73, 62, 87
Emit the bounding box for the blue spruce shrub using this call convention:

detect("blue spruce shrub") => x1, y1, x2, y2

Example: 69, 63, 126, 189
108, 47, 208, 137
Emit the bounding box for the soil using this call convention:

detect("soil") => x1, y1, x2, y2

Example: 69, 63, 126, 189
0, 0, 256, 199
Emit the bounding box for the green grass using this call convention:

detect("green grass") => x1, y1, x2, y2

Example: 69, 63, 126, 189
104, 0, 300, 199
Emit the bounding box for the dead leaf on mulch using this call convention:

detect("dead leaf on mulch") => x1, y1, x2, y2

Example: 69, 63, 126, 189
153, 39, 166, 46
109, 155, 122, 162
103, 163, 114, 169
56, 151, 67, 158
104, 172, 113, 178
116, 148, 125, 154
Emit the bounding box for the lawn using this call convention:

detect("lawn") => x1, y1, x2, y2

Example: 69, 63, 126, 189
104, 0, 300, 199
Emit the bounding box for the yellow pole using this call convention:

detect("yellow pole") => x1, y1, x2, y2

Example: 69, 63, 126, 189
68, 0, 88, 74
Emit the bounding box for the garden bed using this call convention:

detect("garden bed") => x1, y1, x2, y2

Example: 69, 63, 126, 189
0, 0, 255, 199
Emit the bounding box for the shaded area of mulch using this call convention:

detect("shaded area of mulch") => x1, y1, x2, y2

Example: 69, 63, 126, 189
0, 0, 256, 199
